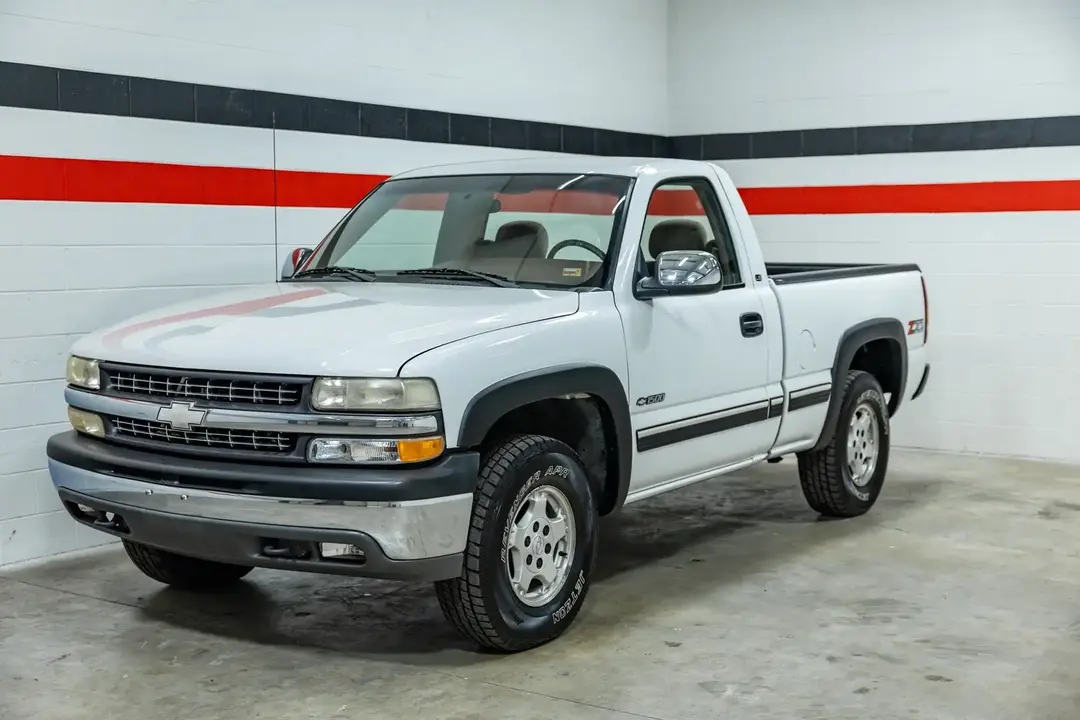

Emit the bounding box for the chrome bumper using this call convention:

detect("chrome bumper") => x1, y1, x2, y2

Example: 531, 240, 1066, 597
49, 460, 472, 562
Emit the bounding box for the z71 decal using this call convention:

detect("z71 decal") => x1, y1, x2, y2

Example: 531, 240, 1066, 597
636, 393, 666, 407
907, 319, 925, 336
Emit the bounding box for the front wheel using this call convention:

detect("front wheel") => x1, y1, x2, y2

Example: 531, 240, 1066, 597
797, 370, 891, 517
435, 434, 599, 652
123, 540, 253, 589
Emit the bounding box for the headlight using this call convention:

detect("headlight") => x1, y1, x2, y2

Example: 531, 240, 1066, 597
311, 377, 440, 412
308, 436, 445, 464
66, 356, 101, 390
67, 407, 105, 436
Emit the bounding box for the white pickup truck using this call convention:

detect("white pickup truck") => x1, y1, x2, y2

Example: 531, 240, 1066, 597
48, 157, 929, 652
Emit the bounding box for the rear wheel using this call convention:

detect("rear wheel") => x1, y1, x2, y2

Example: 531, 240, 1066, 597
797, 370, 891, 517
123, 540, 253, 589
435, 434, 599, 653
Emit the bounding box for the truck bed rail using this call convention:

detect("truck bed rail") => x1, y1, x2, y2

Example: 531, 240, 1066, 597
766, 262, 921, 286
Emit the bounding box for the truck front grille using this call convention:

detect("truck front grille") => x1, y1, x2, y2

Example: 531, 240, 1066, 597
103, 365, 304, 407
109, 416, 295, 453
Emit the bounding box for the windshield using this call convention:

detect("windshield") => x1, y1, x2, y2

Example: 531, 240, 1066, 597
298, 173, 633, 289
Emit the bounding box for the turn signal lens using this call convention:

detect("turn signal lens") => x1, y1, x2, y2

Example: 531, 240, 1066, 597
396, 437, 446, 463
67, 407, 105, 437
307, 436, 445, 464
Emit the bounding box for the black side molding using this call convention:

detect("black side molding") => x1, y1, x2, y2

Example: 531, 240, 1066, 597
787, 386, 832, 412
768, 263, 922, 286
635, 386, 831, 453
810, 318, 908, 453
457, 365, 633, 513
636, 400, 772, 453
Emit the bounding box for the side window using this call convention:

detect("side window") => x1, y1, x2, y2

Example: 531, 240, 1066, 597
640, 178, 743, 288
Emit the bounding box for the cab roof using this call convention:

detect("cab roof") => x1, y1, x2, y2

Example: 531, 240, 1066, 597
390, 156, 720, 180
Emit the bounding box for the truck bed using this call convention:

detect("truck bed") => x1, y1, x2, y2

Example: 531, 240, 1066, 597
765, 262, 921, 286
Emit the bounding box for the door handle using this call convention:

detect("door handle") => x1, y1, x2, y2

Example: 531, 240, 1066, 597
740, 312, 764, 338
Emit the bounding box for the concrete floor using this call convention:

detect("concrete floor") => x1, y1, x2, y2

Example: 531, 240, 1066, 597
2, 450, 1080, 720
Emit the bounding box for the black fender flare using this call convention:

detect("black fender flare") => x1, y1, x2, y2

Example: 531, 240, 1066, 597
457, 365, 634, 513
810, 318, 908, 453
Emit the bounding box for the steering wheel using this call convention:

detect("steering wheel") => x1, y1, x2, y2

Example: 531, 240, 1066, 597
547, 239, 606, 260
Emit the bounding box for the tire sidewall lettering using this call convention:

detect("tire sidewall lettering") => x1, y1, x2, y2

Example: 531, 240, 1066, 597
500, 463, 571, 564
855, 388, 889, 436
553, 569, 587, 624
485, 447, 597, 643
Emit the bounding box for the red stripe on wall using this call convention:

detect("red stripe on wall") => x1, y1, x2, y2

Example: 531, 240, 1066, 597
276, 168, 386, 209
0, 154, 276, 206
741, 180, 1080, 215
2, 154, 1079, 215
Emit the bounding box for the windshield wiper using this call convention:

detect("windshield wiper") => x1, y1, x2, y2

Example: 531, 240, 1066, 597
395, 267, 518, 288
291, 266, 377, 282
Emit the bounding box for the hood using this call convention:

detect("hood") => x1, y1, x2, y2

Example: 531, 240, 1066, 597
73, 282, 580, 376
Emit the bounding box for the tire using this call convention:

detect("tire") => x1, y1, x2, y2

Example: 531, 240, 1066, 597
797, 370, 891, 518
435, 434, 599, 653
123, 540, 253, 589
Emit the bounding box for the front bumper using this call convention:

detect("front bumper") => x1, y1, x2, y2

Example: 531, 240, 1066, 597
46, 431, 479, 581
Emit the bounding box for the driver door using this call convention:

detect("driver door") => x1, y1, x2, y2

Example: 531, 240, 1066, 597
619, 177, 776, 494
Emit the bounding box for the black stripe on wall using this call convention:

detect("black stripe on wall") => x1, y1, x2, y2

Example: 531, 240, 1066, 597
673, 116, 1080, 161
0, 61, 672, 158
2, 60, 1078, 160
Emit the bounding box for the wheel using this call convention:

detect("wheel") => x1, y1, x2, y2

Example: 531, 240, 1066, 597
122, 540, 253, 589
796, 370, 890, 518
435, 434, 599, 652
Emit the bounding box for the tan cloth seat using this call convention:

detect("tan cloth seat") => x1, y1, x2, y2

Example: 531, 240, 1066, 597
471, 221, 550, 261
648, 220, 707, 258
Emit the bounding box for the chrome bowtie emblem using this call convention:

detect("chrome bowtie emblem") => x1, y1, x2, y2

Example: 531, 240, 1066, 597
156, 401, 206, 430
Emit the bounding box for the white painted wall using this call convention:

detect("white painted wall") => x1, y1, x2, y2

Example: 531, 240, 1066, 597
668, 0, 1080, 134
3, 0, 1080, 565
0, 103, 586, 565
720, 149, 1080, 462
0, 0, 669, 134
668, 0, 1080, 462
0, 0, 670, 565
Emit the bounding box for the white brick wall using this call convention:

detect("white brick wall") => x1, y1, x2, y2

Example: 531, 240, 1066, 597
3, 0, 1079, 565
667, 0, 1080, 134
667, 0, 1080, 461
0, 0, 670, 134
0, 109, 272, 564
0, 0, 670, 564
0, 104, 592, 565
719, 148, 1080, 460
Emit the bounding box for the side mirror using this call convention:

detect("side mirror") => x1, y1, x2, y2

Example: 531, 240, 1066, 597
280, 247, 313, 280
635, 250, 723, 299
